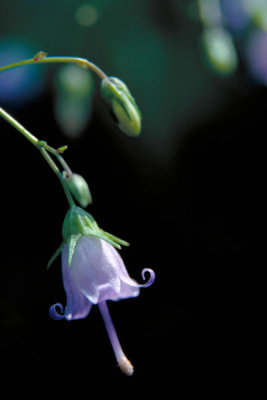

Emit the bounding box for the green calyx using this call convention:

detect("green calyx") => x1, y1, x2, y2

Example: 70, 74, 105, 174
62, 205, 129, 266
100, 77, 142, 137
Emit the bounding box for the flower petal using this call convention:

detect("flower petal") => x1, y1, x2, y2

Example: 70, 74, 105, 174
102, 242, 155, 290
65, 236, 121, 303
101, 240, 139, 286
49, 303, 65, 320
61, 242, 93, 319
141, 268, 156, 288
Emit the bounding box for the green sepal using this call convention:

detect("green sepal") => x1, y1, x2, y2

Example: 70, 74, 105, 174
66, 234, 82, 266
47, 242, 64, 269
99, 229, 129, 248
62, 205, 99, 240
62, 205, 129, 262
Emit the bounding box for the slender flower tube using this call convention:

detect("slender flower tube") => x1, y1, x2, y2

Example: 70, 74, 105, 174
49, 206, 155, 375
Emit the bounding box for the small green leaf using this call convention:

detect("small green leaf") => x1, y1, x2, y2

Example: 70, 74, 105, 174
57, 145, 68, 153
33, 51, 48, 61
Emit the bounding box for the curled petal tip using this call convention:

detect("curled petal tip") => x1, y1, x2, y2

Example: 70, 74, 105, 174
118, 356, 134, 376
141, 268, 155, 287
49, 303, 65, 320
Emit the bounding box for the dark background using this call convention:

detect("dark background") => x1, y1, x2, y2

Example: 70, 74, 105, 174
0, 0, 257, 395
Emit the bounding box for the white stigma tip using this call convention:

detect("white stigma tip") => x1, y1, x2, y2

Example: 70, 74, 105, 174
118, 356, 134, 376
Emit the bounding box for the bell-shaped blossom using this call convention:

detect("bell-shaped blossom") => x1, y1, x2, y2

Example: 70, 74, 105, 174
49, 234, 155, 375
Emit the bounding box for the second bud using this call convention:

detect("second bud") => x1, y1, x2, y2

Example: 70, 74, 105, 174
65, 173, 92, 208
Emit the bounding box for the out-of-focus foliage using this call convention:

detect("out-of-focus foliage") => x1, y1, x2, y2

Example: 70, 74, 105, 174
0, 0, 267, 162
201, 27, 238, 75
54, 64, 94, 139
0, 39, 46, 106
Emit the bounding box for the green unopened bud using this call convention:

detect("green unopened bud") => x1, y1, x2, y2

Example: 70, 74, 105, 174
100, 77, 141, 137
65, 173, 92, 208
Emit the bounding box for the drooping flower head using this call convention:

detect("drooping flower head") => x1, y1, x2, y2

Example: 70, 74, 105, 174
49, 205, 155, 375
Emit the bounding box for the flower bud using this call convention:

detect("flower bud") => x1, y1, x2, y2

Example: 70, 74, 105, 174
100, 77, 141, 137
65, 173, 92, 207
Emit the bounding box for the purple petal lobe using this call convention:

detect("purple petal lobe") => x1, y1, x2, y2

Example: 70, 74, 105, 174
49, 303, 65, 320
141, 268, 155, 287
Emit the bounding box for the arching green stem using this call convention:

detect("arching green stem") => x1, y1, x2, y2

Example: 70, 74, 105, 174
0, 55, 108, 80
0, 106, 39, 146
38, 146, 75, 207
0, 106, 75, 207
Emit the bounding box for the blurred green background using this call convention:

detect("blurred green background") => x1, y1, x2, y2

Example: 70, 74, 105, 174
0, 0, 265, 162
0, 0, 253, 163
0, 0, 260, 393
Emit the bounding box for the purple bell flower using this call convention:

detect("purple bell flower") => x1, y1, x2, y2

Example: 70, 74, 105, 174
49, 218, 155, 375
